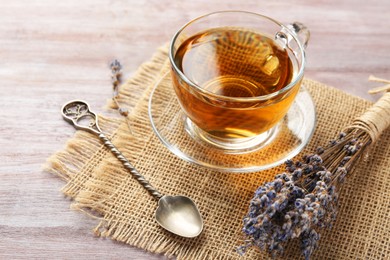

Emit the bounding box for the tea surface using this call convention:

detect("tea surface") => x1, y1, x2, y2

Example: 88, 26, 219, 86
174, 28, 293, 97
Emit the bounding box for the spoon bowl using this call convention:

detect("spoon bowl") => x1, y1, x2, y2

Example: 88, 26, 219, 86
156, 195, 203, 238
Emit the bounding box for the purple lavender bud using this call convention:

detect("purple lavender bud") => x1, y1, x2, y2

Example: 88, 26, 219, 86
293, 169, 303, 179
328, 185, 336, 195
316, 181, 326, 188
285, 181, 294, 189
243, 224, 259, 236
301, 229, 320, 260
319, 194, 327, 201
303, 154, 314, 163
295, 198, 306, 209
303, 165, 313, 174
282, 222, 292, 232
267, 190, 276, 199
316, 147, 325, 154
336, 167, 347, 175
310, 155, 323, 165
339, 132, 346, 139
310, 202, 320, 209
340, 156, 351, 166
281, 173, 291, 182
279, 198, 289, 210
262, 215, 270, 225
273, 200, 281, 211
237, 245, 247, 256
273, 179, 283, 191
260, 195, 269, 207
305, 194, 315, 202
287, 165, 296, 173
266, 206, 276, 216
255, 186, 268, 196
264, 182, 274, 189
292, 186, 304, 198
285, 159, 294, 167
323, 176, 331, 183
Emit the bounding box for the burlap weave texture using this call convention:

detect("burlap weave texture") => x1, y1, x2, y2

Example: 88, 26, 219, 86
47, 46, 390, 259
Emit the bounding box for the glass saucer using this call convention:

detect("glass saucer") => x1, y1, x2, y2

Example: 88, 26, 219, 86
148, 72, 316, 173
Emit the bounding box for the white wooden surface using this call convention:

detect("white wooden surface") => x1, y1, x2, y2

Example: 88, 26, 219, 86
0, 0, 389, 259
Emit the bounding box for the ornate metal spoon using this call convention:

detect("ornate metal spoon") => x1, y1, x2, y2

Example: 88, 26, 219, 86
61, 100, 203, 238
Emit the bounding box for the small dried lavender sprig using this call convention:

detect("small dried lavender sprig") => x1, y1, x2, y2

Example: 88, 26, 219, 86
110, 60, 129, 116
239, 128, 370, 260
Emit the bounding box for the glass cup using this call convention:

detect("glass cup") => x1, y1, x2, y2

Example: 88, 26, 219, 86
169, 11, 310, 154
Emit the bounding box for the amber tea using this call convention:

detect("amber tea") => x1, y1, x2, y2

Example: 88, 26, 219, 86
172, 27, 300, 141
175, 28, 294, 95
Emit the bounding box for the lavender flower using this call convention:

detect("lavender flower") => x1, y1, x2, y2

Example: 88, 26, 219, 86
240, 129, 370, 259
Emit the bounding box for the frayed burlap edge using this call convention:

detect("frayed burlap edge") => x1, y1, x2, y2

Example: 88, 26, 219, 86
44, 117, 121, 198
45, 44, 390, 260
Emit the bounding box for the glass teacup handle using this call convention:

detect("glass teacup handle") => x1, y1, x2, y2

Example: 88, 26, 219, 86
276, 22, 310, 50
287, 22, 310, 49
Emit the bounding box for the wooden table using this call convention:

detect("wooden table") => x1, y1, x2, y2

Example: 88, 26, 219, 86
1, 1, 389, 259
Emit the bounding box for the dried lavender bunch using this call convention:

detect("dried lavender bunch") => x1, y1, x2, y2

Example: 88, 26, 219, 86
239, 128, 371, 260
239, 78, 390, 259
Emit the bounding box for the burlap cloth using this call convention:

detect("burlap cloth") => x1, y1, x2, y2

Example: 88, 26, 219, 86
46, 46, 390, 259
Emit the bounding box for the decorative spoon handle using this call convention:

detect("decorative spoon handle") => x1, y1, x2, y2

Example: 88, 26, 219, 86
61, 100, 163, 201
97, 132, 163, 200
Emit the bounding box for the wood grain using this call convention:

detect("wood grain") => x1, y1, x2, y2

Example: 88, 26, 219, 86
0, 0, 389, 259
